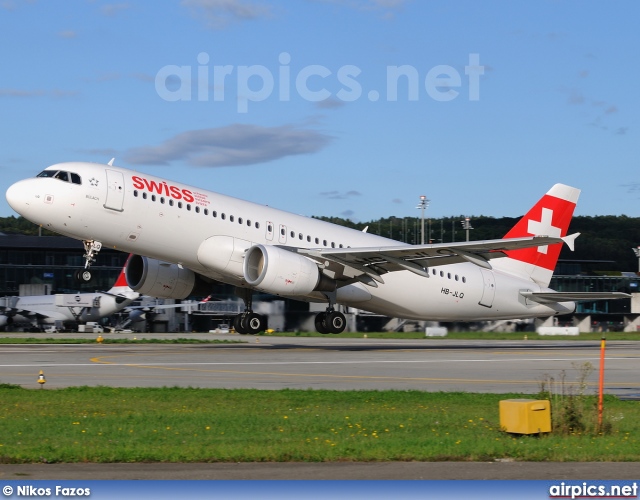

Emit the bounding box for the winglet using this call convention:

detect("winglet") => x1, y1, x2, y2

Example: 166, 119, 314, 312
562, 232, 580, 252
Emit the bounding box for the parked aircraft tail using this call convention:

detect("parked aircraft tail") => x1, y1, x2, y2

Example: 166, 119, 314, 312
494, 183, 580, 287
107, 255, 139, 300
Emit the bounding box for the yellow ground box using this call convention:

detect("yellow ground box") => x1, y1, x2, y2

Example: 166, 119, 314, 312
499, 399, 551, 434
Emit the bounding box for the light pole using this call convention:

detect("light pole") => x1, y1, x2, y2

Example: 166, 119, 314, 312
633, 247, 640, 273
461, 217, 473, 242
416, 195, 430, 244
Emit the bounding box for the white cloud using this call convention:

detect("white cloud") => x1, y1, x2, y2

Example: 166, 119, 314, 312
124, 124, 332, 167
1, 0, 36, 11
181, 0, 271, 29
316, 97, 346, 110
314, 0, 410, 18
0, 88, 79, 98
101, 3, 131, 17
320, 190, 362, 200
0, 88, 45, 97
57, 30, 77, 39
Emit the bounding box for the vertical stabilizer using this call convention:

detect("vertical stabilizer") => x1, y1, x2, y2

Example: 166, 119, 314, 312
494, 184, 580, 287
107, 255, 139, 300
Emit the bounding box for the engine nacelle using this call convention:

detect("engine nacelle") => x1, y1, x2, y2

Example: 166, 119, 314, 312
244, 244, 335, 296
125, 255, 209, 299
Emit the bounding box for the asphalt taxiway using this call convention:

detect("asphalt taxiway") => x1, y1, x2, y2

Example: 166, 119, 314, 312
1, 334, 639, 396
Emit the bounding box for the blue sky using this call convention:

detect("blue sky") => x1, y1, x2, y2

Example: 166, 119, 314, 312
1, 0, 639, 223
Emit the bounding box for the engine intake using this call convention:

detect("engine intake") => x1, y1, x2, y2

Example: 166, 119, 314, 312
125, 255, 211, 299
244, 244, 335, 296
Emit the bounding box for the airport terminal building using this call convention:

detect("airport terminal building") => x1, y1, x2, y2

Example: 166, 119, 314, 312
0, 234, 127, 296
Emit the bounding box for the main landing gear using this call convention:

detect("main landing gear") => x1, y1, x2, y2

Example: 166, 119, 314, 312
315, 308, 347, 334
314, 292, 346, 334
232, 288, 267, 335
75, 240, 102, 283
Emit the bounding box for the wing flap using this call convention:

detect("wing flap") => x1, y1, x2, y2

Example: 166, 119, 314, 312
299, 235, 566, 281
520, 291, 631, 304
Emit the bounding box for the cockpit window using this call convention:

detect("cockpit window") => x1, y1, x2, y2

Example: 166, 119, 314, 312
36, 170, 82, 185
37, 170, 57, 178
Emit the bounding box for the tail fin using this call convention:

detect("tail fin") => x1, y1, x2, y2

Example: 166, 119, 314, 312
495, 184, 580, 287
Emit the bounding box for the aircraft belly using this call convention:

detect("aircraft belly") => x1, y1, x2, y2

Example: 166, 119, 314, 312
341, 270, 482, 321
338, 268, 570, 322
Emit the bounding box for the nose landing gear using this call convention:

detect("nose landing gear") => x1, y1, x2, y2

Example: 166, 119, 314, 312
75, 240, 102, 283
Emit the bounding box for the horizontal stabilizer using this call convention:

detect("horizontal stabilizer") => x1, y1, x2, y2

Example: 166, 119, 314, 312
520, 291, 631, 304
561, 232, 580, 252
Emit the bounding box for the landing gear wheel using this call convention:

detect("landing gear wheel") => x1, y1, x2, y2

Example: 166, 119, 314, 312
244, 313, 265, 335
315, 312, 329, 334
233, 314, 248, 334
325, 311, 346, 334
74, 269, 92, 283
76, 240, 102, 284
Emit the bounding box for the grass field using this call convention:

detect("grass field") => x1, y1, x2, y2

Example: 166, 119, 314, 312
0, 330, 638, 344
0, 386, 638, 464
0, 337, 242, 345
263, 331, 640, 341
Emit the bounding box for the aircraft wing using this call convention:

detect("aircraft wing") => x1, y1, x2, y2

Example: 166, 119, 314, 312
124, 303, 186, 312
520, 291, 632, 304
123, 296, 211, 313
0, 306, 34, 318
298, 235, 573, 284
0, 306, 68, 322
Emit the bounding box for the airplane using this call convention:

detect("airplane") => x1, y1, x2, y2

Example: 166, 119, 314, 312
0, 259, 140, 331
5, 160, 630, 334
114, 294, 213, 332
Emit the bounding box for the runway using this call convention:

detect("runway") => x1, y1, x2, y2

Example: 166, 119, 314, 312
1, 334, 639, 397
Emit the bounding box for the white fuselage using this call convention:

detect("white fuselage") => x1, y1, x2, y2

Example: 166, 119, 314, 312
6, 162, 574, 321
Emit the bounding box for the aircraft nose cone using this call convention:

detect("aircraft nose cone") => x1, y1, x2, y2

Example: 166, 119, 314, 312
6, 179, 33, 214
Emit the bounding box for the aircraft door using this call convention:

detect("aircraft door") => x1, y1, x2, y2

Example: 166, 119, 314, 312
104, 169, 125, 212
478, 268, 496, 308
265, 221, 274, 241
278, 224, 287, 244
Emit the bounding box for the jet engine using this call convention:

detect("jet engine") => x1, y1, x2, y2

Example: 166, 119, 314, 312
125, 255, 211, 299
243, 244, 335, 296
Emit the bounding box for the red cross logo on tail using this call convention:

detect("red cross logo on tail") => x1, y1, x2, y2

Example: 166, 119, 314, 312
503, 184, 580, 272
